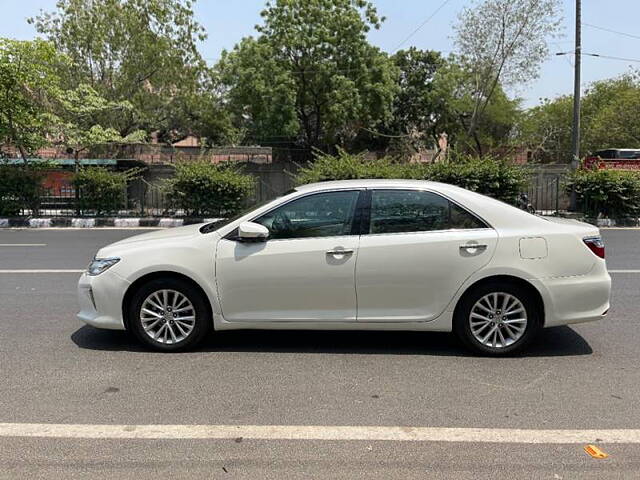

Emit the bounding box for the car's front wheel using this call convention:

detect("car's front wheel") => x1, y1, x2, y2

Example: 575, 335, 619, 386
128, 277, 211, 352
454, 282, 541, 356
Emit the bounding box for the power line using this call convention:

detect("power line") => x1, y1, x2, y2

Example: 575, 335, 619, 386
584, 52, 640, 64
556, 51, 640, 64
392, 0, 455, 52
583, 22, 640, 41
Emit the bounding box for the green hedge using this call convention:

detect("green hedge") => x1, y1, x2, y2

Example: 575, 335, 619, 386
72, 167, 141, 215
166, 161, 254, 217
566, 168, 640, 218
0, 164, 46, 216
295, 150, 529, 205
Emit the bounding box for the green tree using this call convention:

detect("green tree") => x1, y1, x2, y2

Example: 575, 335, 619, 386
518, 72, 640, 162
381, 48, 448, 153
430, 57, 521, 154
168, 71, 245, 146
54, 84, 146, 170
453, 0, 562, 153
583, 73, 640, 152
0, 39, 66, 162
217, 0, 398, 151
30, 0, 210, 141
370, 52, 521, 157
518, 95, 573, 162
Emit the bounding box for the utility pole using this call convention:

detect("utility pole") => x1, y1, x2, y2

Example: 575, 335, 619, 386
570, 0, 581, 209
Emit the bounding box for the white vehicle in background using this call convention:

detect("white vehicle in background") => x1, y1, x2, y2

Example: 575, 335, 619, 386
78, 179, 611, 356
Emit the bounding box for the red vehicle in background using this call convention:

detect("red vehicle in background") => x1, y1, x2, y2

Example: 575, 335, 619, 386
584, 148, 640, 170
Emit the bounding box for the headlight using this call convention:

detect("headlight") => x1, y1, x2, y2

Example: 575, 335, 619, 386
87, 257, 120, 276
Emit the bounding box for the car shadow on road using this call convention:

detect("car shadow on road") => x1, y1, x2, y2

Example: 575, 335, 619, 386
71, 324, 592, 357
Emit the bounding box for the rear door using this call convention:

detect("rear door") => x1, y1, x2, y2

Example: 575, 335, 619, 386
355, 189, 498, 322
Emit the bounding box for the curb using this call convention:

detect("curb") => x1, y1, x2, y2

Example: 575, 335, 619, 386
1, 216, 636, 229
0, 217, 223, 228
594, 218, 640, 228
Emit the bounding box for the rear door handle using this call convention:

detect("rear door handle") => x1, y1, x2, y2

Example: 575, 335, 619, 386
460, 244, 488, 250
326, 248, 354, 255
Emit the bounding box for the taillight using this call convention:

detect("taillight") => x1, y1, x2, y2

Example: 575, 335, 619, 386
583, 236, 605, 259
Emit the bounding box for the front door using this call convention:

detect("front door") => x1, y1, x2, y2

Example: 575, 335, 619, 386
355, 189, 498, 322
216, 190, 362, 322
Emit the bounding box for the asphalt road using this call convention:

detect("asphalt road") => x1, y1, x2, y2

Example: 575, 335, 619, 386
1, 228, 639, 478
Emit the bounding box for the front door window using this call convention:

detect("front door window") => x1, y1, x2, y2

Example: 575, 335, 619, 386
254, 190, 360, 239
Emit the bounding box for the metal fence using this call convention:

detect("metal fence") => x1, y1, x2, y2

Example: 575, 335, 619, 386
17, 178, 171, 217
19, 165, 299, 218
12, 164, 567, 218
525, 174, 565, 215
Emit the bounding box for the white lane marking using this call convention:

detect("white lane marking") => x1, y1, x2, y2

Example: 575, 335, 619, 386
0, 244, 47, 247
0, 269, 83, 273
609, 270, 640, 273
0, 423, 639, 443
601, 227, 640, 230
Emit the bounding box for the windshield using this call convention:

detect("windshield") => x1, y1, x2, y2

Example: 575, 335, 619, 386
199, 190, 296, 234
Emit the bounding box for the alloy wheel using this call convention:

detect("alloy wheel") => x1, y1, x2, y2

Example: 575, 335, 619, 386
469, 292, 528, 349
139, 289, 196, 345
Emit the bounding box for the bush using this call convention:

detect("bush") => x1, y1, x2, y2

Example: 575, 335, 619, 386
72, 167, 141, 215
566, 167, 640, 218
295, 149, 401, 184
166, 161, 254, 217
0, 163, 46, 216
409, 153, 530, 205
295, 150, 529, 205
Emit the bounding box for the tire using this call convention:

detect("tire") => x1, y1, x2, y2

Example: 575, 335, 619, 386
128, 277, 211, 352
453, 281, 541, 356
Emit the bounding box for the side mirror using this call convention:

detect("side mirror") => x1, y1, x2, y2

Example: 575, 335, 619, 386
237, 221, 269, 242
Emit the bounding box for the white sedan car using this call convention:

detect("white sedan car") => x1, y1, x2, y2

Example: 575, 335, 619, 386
78, 179, 611, 355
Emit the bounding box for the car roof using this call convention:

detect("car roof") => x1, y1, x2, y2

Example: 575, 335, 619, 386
295, 179, 453, 193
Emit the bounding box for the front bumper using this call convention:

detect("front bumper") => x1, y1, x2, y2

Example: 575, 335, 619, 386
77, 270, 130, 330
532, 262, 611, 327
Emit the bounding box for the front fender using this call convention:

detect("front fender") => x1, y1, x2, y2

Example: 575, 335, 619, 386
110, 237, 223, 324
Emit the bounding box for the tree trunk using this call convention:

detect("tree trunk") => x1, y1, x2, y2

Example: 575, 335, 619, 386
473, 132, 483, 157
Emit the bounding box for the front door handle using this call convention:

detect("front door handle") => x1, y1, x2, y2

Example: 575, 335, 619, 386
326, 248, 354, 255
460, 244, 488, 250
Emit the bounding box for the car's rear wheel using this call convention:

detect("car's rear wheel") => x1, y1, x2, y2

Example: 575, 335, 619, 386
454, 282, 541, 356
128, 277, 211, 352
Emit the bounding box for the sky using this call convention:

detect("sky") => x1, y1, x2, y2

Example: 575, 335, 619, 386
1, 0, 639, 108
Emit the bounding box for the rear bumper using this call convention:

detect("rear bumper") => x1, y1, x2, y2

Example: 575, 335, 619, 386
77, 270, 129, 330
532, 263, 611, 327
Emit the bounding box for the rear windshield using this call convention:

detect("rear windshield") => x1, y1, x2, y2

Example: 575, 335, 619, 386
618, 150, 640, 159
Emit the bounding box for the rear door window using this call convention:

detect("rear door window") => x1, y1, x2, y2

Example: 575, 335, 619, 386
368, 190, 488, 234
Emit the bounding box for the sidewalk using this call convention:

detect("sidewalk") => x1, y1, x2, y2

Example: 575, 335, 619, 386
0, 217, 222, 228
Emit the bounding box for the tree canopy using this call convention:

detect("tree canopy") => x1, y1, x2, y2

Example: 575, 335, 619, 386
453, 0, 562, 153
0, 39, 65, 162
5, 0, 615, 164
518, 72, 640, 162
217, 0, 398, 151
30, 0, 210, 141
